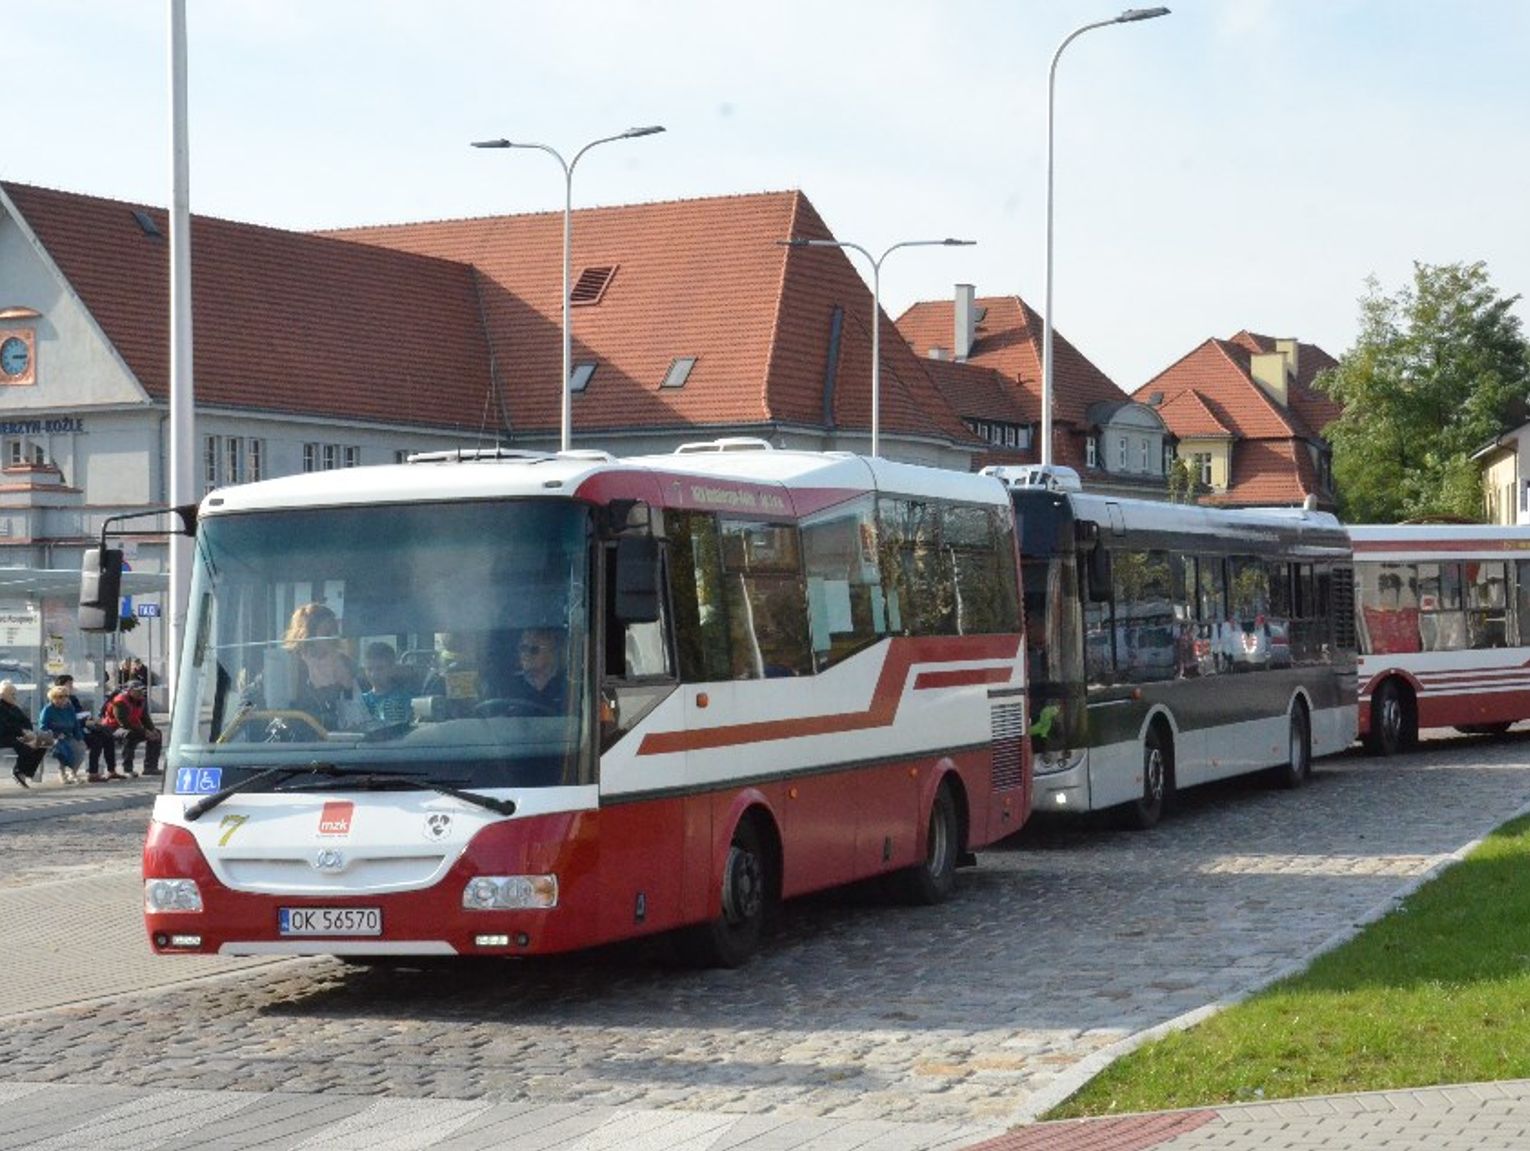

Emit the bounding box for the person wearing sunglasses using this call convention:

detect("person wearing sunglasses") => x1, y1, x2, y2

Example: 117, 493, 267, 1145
507, 627, 567, 715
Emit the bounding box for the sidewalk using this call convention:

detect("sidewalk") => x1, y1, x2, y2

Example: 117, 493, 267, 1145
0, 768, 162, 825
3, 1078, 1530, 1149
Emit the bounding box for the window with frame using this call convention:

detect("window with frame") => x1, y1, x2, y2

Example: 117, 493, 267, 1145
719, 519, 812, 678
303, 443, 318, 473
1116, 437, 1127, 469
1112, 549, 1176, 684
802, 497, 887, 670
1139, 440, 1149, 472
1086, 436, 1098, 469
1193, 452, 1213, 487
343, 446, 361, 469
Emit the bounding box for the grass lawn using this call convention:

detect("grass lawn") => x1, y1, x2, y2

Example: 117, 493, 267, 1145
1047, 813, 1530, 1119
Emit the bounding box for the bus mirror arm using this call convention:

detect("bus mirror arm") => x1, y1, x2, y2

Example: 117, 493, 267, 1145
77, 504, 198, 633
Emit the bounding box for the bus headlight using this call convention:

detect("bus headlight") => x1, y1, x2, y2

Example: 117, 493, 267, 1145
462, 875, 558, 910
145, 879, 203, 913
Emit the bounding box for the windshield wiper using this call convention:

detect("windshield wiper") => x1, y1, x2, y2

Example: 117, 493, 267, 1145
184, 761, 346, 821
277, 771, 517, 816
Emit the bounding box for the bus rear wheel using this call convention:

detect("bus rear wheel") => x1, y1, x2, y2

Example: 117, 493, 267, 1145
1273, 701, 1312, 789
1121, 726, 1171, 830
677, 817, 772, 968
895, 783, 960, 905
1366, 680, 1415, 757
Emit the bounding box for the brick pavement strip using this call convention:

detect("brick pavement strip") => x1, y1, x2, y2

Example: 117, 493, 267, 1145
3, 735, 1530, 1148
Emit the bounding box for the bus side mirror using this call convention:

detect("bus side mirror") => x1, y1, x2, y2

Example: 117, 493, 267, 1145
615, 536, 661, 624
80, 547, 125, 632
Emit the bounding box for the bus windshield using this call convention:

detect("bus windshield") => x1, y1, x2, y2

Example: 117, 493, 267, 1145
168, 499, 593, 791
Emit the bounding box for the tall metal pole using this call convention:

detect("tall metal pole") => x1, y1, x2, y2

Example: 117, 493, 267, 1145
782, 237, 974, 458
1041, 7, 1169, 468
167, 0, 195, 713
472, 127, 664, 452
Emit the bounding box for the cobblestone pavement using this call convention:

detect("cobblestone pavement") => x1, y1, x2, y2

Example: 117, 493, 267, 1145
1, 732, 1529, 1148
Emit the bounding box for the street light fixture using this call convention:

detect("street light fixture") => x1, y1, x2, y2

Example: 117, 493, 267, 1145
472, 126, 666, 452
1040, 6, 1169, 467
782, 236, 975, 457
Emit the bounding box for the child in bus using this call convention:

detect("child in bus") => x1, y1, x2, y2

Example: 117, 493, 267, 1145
361, 642, 415, 726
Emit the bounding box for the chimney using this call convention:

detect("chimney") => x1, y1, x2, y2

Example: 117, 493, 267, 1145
1274, 337, 1300, 383
1249, 351, 1289, 406
954, 284, 976, 361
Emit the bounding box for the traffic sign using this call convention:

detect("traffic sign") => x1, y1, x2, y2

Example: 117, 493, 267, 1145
136, 603, 161, 618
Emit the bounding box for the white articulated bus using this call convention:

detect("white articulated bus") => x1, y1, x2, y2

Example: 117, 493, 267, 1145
104, 442, 1031, 966
1350, 523, 1530, 755
985, 466, 1357, 827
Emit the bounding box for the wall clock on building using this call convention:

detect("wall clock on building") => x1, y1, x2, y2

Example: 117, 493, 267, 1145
0, 322, 37, 387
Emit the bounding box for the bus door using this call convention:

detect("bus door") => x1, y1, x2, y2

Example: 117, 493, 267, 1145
595, 532, 688, 938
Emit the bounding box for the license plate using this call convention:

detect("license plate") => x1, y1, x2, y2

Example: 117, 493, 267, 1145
278, 907, 383, 936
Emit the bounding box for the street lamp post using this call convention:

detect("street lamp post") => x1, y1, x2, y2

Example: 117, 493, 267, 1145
473, 126, 665, 452
1041, 6, 1169, 468
783, 237, 974, 457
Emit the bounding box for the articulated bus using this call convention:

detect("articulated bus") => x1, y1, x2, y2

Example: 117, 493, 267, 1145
114, 442, 1030, 966
984, 466, 1357, 827
1351, 524, 1530, 755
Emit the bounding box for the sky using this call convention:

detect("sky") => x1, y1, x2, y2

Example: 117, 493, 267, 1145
6, 0, 1530, 392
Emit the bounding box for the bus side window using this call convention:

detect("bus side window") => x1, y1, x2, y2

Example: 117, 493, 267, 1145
803, 498, 886, 670
1517, 560, 1530, 646
668, 511, 733, 682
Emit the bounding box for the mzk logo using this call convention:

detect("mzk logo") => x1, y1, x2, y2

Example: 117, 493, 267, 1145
318, 801, 354, 837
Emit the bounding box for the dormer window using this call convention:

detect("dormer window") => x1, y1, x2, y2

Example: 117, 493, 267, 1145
661, 357, 696, 389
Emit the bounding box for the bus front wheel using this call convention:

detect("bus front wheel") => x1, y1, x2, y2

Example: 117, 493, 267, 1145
1121, 726, 1172, 830
677, 818, 772, 968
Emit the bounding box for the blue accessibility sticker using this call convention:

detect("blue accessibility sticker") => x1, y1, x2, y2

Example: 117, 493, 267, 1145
175, 767, 223, 794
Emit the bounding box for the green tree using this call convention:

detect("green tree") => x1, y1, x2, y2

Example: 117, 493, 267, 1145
1166, 456, 1196, 504
1315, 261, 1530, 522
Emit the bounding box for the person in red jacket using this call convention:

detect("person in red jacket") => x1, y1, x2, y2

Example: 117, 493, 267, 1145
102, 682, 161, 777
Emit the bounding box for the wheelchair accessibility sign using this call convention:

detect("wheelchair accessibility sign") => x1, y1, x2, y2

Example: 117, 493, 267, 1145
175, 767, 223, 794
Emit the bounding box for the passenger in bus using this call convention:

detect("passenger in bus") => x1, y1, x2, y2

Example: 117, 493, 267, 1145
361, 642, 415, 726
282, 602, 362, 728
506, 627, 567, 713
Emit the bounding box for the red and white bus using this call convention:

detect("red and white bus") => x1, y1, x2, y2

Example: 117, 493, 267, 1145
1351, 523, 1530, 754
117, 442, 1030, 966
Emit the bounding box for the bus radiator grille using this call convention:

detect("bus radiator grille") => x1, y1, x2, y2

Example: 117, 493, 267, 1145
990, 702, 1026, 791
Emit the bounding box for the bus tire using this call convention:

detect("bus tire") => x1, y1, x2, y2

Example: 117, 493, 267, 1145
1366, 680, 1415, 757
677, 817, 772, 968
896, 783, 961, 905
1273, 700, 1312, 789
1121, 725, 1172, 830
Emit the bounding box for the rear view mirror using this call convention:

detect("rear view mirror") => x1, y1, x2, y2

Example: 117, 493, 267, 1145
614, 536, 661, 624
80, 547, 124, 632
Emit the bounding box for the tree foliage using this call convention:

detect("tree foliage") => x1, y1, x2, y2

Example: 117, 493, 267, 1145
1315, 261, 1530, 522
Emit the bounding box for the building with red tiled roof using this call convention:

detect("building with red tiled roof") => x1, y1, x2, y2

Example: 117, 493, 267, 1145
328, 191, 978, 462
898, 287, 1172, 497
0, 180, 990, 690
1140, 331, 1341, 509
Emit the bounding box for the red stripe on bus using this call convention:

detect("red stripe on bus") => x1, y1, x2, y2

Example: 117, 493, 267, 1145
913, 667, 1014, 690
636, 634, 1020, 756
